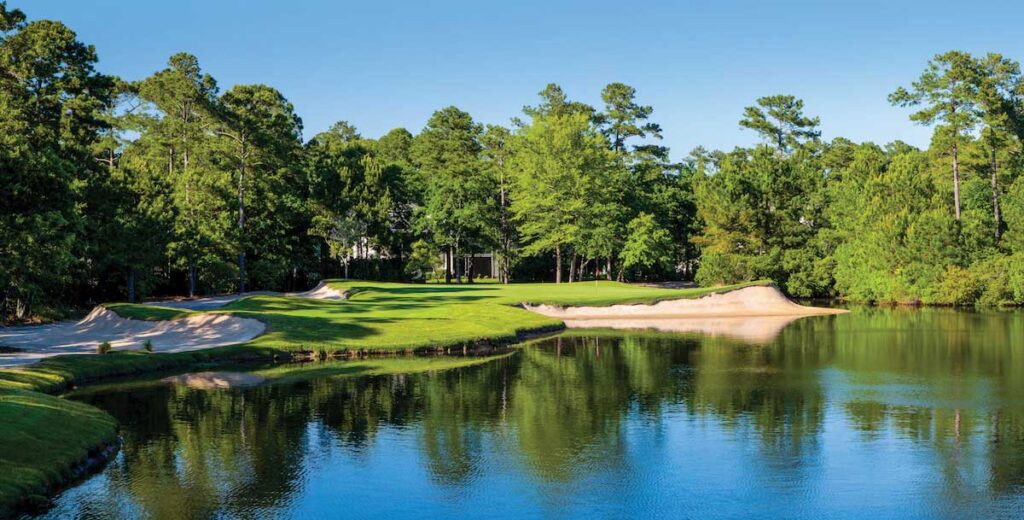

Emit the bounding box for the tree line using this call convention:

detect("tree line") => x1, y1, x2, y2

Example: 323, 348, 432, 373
4, 2, 1024, 320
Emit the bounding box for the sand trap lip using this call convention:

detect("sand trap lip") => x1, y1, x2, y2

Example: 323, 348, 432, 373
0, 307, 266, 368
524, 285, 847, 319
164, 371, 267, 389
149, 281, 347, 311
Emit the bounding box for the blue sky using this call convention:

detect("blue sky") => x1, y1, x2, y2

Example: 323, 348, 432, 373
15, 0, 1024, 159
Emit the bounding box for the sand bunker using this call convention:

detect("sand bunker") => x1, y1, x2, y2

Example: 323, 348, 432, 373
152, 281, 347, 311
290, 281, 348, 301
0, 282, 345, 367
164, 371, 267, 389
524, 285, 846, 320
526, 286, 845, 343
0, 307, 266, 367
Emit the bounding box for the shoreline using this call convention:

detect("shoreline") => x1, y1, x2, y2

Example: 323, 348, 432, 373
0, 280, 829, 516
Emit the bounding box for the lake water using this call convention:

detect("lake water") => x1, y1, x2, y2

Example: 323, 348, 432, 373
35, 308, 1024, 519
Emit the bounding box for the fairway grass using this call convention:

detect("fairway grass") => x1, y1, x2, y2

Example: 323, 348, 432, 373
0, 279, 768, 515
108, 279, 770, 353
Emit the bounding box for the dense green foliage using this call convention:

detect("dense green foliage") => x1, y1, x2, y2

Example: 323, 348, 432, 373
4, 0, 1024, 314
690, 54, 1024, 305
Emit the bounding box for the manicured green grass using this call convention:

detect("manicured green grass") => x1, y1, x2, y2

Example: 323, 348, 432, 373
225, 279, 768, 352
0, 389, 117, 517
340, 279, 770, 307
101, 280, 768, 355
226, 294, 561, 352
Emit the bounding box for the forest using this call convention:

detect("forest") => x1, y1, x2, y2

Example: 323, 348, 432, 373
4, 1, 1024, 321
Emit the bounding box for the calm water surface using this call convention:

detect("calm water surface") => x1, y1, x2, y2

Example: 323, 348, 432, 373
36, 308, 1024, 519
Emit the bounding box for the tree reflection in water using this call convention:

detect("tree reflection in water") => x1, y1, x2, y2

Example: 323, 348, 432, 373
52, 307, 1024, 518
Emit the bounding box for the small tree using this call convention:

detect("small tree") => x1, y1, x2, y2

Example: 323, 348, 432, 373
97, 341, 112, 354
740, 95, 820, 154
310, 210, 366, 279
620, 213, 675, 280
404, 239, 441, 282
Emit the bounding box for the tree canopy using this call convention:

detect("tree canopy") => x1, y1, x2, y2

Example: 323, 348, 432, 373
5, 0, 1024, 319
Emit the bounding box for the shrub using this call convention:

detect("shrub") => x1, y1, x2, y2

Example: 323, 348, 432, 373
1008, 254, 1024, 304
695, 252, 756, 287
96, 341, 112, 354
930, 265, 981, 306
971, 255, 1014, 307
143, 339, 154, 353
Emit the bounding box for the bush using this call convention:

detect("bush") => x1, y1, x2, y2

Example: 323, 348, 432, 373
1008, 254, 1024, 304
930, 265, 981, 306
143, 339, 154, 353
96, 341, 112, 355
695, 252, 756, 287
971, 255, 1015, 307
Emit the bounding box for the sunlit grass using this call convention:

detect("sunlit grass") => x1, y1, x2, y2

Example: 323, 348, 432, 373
100, 280, 768, 354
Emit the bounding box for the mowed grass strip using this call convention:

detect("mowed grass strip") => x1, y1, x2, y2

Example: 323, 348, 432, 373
333, 279, 769, 307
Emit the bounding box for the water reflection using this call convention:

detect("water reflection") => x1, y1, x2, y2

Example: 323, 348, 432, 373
560, 314, 805, 343
38, 307, 1024, 518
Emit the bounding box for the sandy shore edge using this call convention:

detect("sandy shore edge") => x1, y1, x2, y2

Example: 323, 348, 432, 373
523, 285, 847, 320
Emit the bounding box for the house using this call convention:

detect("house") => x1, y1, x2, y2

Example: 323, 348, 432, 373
441, 252, 496, 279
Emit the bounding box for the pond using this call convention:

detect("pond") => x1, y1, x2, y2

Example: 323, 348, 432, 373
33, 308, 1024, 519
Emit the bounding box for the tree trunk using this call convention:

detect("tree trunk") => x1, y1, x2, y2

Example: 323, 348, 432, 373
454, 244, 462, 284
238, 154, 246, 293
467, 254, 475, 283
606, 257, 613, 281
555, 245, 562, 284
952, 130, 962, 221
127, 267, 136, 303
444, 247, 452, 284
568, 250, 577, 283
499, 171, 511, 284
188, 264, 197, 298
990, 135, 1001, 240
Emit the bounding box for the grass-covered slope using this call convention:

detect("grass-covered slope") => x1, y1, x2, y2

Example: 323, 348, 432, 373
0, 388, 117, 517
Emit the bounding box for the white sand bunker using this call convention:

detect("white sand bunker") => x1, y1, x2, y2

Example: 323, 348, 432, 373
152, 281, 346, 311
524, 285, 846, 320
290, 281, 347, 301
0, 307, 266, 367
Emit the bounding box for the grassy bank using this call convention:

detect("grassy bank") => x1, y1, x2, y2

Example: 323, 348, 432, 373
0, 389, 117, 517
0, 279, 767, 515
